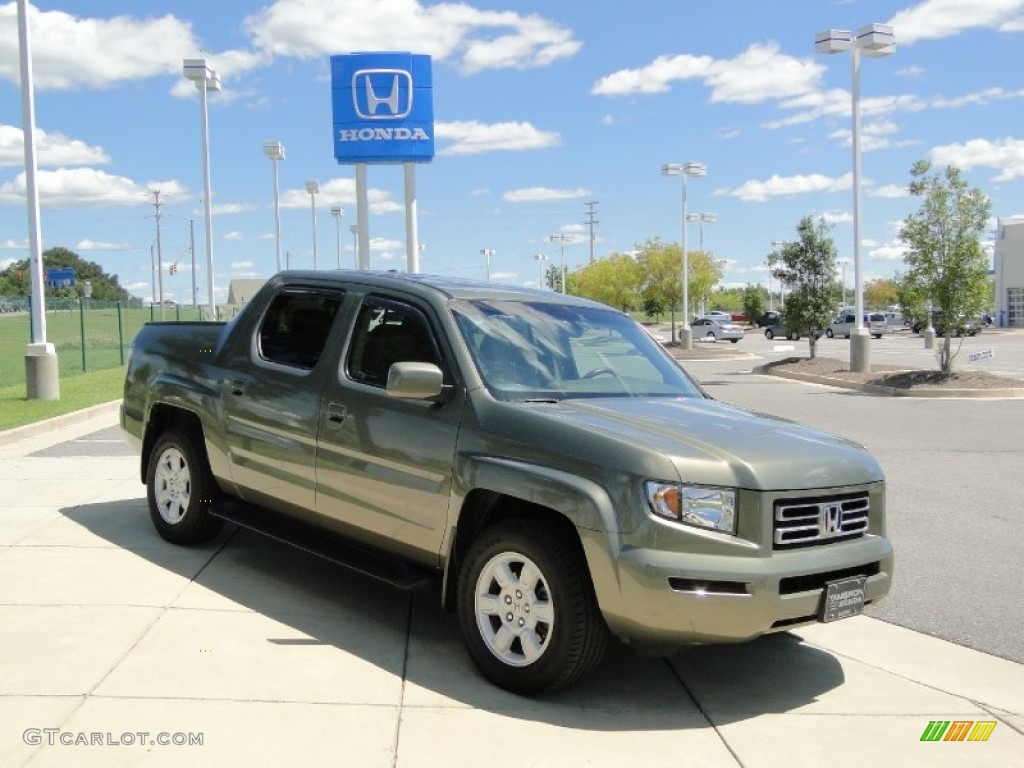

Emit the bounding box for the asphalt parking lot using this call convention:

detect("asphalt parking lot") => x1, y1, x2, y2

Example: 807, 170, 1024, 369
1, 345, 1022, 766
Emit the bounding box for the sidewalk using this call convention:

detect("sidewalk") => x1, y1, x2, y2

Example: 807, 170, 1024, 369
1, 405, 1021, 767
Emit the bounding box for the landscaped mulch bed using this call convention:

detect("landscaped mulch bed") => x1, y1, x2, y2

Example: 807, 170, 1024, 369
758, 356, 1023, 390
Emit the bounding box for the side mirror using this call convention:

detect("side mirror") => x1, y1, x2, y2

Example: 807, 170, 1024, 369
386, 361, 445, 400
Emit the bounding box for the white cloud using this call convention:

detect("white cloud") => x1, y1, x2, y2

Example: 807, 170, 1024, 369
230, 261, 255, 269
714, 173, 852, 202
0, 4, 196, 89
224, 231, 243, 241
887, 0, 1024, 44
930, 137, 1024, 180
75, 239, 132, 251
370, 237, 403, 252
279, 177, 400, 214
258, 233, 275, 240
871, 184, 911, 198
1, 240, 27, 250
821, 211, 854, 224
868, 242, 909, 261
503, 186, 592, 203
592, 42, 823, 104
0, 124, 109, 168
895, 65, 926, 78
436, 121, 560, 155
0, 168, 187, 208
242, 0, 579, 73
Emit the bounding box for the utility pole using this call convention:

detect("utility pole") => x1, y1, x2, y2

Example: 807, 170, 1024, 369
189, 219, 197, 308
151, 189, 165, 320
584, 201, 599, 263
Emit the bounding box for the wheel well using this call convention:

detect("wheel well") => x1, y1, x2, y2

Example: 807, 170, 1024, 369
442, 490, 584, 612
140, 405, 206, 483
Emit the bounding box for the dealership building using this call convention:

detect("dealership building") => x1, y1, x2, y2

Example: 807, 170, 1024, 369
994, 216, 1024, 327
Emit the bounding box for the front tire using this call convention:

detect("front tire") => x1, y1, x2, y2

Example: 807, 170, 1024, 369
764, 329, 775, 340
457, 518, 608, 695
147, 428, 223, 545
825, 328, 834, 338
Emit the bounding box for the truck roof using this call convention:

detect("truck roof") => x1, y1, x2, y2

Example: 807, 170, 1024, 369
274, 269, 609, 308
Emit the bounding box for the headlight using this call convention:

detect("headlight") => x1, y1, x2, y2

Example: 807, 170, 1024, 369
645, 482, 737, 534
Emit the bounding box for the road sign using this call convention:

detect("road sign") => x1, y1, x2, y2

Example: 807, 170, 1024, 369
45, 268, 75, 289
967, 348, 994, 363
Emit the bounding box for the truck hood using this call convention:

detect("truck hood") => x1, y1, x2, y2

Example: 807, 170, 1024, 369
528, 397, 882, 491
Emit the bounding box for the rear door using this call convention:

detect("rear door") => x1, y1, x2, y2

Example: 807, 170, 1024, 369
315, 294, 466, 564
222, 287, 344, 520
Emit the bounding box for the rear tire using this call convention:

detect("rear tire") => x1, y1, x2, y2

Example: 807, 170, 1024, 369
764, 329, 775, 340
826, 328, 834, 338
457, 518, 609, 695
147, 428, 223, 545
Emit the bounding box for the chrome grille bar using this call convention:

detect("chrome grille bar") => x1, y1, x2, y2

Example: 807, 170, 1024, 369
774, 493, 870, 547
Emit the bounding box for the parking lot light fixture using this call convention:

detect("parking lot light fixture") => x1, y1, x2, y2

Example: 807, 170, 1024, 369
816, 23, 895, 372
662, 162, 706, 348
183, 58, 221, 318
480, 249, 495, 282
331, 206, 344, 269
534, 253, 548, 289
548, 235, 572, 294
262, 141, 285, 272
305, 179, 319, 269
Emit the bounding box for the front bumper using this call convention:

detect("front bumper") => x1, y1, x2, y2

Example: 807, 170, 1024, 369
587, 533, 893, 647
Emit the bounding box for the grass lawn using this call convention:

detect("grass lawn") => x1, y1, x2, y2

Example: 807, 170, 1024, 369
0, 365, 124, 432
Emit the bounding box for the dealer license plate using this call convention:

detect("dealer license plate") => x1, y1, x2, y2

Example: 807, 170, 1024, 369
819, 576, 866, 623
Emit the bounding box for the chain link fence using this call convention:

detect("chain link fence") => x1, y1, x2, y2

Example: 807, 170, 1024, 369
0, 297, 211, 389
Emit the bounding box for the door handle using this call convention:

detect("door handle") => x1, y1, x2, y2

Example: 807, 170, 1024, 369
326, 402, 347, 428
229, 379, 245, 397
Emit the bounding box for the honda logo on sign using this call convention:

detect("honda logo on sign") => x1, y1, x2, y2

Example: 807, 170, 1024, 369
353, 69, 413, 120
821, 504, 842, 536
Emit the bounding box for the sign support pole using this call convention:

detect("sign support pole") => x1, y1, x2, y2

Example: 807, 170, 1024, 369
356, 163, 370, 270
404, 162, 419, 273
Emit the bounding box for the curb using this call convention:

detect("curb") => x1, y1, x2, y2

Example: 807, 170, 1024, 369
0, 399, 122, 447
756, 367, 1024, 399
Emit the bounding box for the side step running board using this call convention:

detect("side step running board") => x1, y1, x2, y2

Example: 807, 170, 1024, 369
210, 501, 438, 592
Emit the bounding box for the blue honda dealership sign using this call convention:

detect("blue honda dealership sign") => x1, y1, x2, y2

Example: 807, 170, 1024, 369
331, 52, 434, 164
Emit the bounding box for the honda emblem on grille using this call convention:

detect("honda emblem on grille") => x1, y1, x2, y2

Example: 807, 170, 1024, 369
820, 504, 842, 535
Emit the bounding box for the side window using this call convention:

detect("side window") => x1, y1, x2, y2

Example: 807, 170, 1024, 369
258, 290, 343, 370
347, 298, 440, 388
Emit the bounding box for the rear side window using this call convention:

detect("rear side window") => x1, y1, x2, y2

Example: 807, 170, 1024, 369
258, 290, 343, 369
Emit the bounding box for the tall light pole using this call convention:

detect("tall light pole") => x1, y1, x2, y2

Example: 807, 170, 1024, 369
816, 23, 895, 372
349, 224, 358, 269
18, 0, 58, 399
183, 58, 220, 319
549, 234, 572, 294
662, 162, 706, 348
769, 240, 788, 313
305, 179, 319, 269
838, 258, 849, 307
534, 253, 548, 289
480, 249, 495, 282
331, 206, 344, 269
262, 141, 285, 273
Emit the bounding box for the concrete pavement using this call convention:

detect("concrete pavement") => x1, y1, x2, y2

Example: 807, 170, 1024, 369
1, 403, 1022, 767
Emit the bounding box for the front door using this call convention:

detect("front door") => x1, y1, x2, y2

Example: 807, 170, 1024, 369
315, 295, 465, 564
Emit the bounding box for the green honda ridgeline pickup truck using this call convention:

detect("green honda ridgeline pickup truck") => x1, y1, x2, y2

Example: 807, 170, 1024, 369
121, 271, 893, 694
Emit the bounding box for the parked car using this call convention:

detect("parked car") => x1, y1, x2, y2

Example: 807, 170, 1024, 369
911, 311, 982, 336
826, 312, 887, 339
692, 316, 745, 343
763, 320, 800, 341
754, 310, 782, 328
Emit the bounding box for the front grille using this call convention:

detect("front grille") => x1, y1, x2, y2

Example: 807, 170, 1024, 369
774, 492, 870, 549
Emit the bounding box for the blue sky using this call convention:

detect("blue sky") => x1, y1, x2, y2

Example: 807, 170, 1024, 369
1, 0, 1022, 304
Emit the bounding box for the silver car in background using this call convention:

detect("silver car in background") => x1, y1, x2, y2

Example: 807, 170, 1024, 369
826, 312, 888, 339
692, 316, 745, 343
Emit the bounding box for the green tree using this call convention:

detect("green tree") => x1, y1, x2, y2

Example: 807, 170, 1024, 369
635, 238, 681, 339
894, 271, 928, 326
900, 161, 992, 372
742, 285, 765, 325
573, 253, 642, 312
863, 278, 898, 310
0, 246, 131, 302
771, 216, 838, 359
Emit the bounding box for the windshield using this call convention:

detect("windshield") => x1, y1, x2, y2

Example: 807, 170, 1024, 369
451, 299, 705, 401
